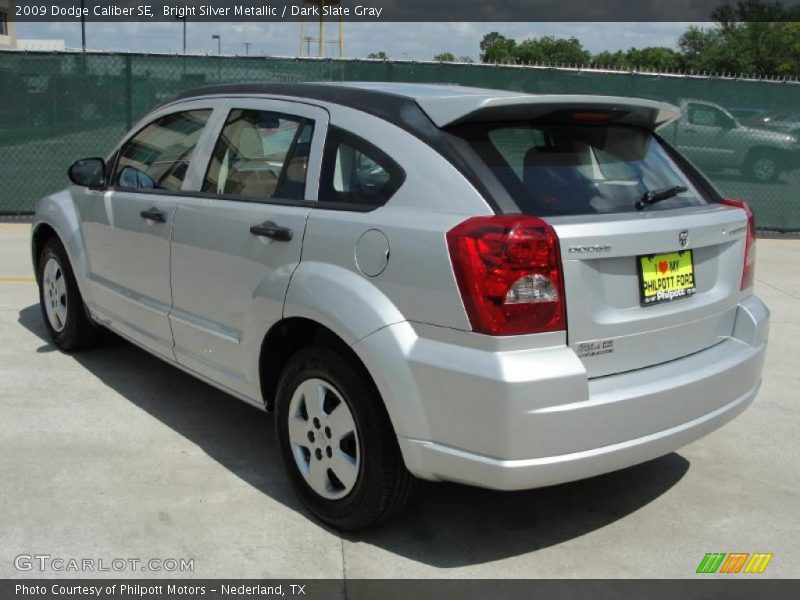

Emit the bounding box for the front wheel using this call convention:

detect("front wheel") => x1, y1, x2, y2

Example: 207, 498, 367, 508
37, 238, 99, 351
275, 346, 413, 530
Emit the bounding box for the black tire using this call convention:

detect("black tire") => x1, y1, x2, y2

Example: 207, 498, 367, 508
746, 150, 781, 182
275, 346, 414, 530
37, 238, 99, 351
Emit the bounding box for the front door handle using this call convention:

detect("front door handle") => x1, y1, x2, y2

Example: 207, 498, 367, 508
250, 221, 293, 241
140, 207, 167, 223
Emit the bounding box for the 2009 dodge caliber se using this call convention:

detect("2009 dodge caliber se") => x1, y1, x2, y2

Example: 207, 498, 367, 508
32, 83, 769, 529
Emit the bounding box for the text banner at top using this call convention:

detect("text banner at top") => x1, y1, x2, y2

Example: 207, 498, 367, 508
9, 0, 800, 23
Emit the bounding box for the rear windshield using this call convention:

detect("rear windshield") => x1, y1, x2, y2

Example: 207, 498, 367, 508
449, 122, 712, 217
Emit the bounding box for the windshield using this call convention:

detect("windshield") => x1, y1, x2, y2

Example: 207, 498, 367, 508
450, 122, 712, 217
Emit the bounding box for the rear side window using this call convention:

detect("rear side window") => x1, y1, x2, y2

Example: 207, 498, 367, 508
318, 127, 404, 207
114, 109, 211, 192
450, 122, 712, 217
203, 109, 314, 201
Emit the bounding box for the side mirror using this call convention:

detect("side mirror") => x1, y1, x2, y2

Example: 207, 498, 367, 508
68, 158, 106, 188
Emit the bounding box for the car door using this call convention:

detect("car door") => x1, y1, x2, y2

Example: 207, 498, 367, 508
80, 103, 215, 359
168, 98, 328, 401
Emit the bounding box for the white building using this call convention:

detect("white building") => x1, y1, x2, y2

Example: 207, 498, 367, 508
17, 39, 66, 51
0, 0, 17, 49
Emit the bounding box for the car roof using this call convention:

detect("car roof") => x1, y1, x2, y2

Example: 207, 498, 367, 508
172, 82, 680, 130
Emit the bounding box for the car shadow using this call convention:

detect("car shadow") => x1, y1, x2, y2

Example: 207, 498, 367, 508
18, 304, 689, 568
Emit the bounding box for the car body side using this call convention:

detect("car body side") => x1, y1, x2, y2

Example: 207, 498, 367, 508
31, 92, 493, 432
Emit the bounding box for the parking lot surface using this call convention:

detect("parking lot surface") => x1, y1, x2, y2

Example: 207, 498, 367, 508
1, 222, 798, 578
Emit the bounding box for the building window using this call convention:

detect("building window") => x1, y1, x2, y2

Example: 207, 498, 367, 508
0, 10, 9, 37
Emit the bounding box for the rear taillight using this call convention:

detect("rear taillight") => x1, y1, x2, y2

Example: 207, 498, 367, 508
721, 199, 756, 290
446, 215, 566, 335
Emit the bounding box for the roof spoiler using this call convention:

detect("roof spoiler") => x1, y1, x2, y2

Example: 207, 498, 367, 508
416, 94, 681, 130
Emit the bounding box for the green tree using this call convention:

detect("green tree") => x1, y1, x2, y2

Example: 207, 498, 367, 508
514, 36, 591, 65
480, 32, 517, 63
367, 51, 388, 60
478, 3, 800, 77
433, 52, 457, 62
679, 1, 800, 75
625, 47, 682, 71
592, 50, 629, 69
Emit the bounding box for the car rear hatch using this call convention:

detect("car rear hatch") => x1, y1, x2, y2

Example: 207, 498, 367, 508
549, 206, 747, 377
438, 94, 751, 377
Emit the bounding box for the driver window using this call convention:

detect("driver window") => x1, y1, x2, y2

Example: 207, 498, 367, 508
114, 110, 211, 192
203, 109, 313, 200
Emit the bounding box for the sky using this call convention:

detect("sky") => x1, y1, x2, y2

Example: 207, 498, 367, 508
15, 21, 699, 60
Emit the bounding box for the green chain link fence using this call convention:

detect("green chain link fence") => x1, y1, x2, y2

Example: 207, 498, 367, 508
2, 51, 800, 230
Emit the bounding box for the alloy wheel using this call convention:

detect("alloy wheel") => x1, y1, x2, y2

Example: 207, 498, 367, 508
287, 377, 361, 500
42, 257, 68, 333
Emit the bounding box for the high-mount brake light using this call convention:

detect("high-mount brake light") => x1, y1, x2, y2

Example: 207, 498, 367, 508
721, 199, 756, 290
570, 112, 613, 122
446, 215, 566, 336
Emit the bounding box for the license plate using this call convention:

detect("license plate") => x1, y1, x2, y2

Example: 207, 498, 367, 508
638, 250, 696, 306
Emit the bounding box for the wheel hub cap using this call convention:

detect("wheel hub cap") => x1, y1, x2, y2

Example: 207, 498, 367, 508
754, 158, 775, 179
287, 378, 360, 500
42, 257, 68, 333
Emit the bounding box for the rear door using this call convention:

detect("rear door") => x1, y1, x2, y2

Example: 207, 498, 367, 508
169, 98, 327, 398
80, 105, 213, 359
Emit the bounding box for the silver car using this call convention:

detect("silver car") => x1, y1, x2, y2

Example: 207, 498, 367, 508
32, 83, 769, 529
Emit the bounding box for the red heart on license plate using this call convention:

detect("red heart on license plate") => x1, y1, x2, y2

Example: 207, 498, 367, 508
658, 260, 668, 274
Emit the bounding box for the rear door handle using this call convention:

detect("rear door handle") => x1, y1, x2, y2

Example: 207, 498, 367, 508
140, 207, 167, 223
250, 221, 293, 241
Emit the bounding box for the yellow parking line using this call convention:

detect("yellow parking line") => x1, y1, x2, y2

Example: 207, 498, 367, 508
0, 277, 35, 283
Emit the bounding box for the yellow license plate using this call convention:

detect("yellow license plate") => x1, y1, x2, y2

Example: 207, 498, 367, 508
638, 250, 696, 306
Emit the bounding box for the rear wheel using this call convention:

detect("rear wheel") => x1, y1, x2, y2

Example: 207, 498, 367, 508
275, 346, 413, 530
37, 238, 99, 351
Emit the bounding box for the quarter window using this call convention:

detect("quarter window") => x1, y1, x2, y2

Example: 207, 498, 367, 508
114, 109, 211, 192
203, 109, 314, 200
318, 127, 404, 207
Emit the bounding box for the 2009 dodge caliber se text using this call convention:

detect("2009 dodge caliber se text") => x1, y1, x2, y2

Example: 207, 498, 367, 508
32, 83, 769, 529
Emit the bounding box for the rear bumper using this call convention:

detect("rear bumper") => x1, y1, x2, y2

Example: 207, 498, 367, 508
398, 379, 757, 490
355, 295, 768, 490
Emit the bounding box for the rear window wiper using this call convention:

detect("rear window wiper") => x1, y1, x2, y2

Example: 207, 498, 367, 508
635, 185, 688, 210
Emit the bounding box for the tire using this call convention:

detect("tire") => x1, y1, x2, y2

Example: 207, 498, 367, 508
275, 346, 414, 530
37, 238, 99, 351
746, 151, 780, 182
